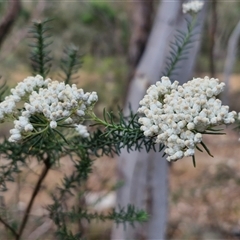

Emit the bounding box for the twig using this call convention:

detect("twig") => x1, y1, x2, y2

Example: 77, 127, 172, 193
0, 195, 19, 237
0, 216, 18, 238
16, 156, 52, 240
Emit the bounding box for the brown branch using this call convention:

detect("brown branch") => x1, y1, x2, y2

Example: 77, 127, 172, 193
0, 0, 48, 61
16, 157, 52, 240
0, 216, 18, 238
0, 0, 21, 49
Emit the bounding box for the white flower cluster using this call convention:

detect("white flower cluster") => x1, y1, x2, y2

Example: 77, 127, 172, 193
138, 76, 236, 161
75, 124, 90, 138
0, 75, 98, 142
182, 0, 204, 14
0, 75, 50, 120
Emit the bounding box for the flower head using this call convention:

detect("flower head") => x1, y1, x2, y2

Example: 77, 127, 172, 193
138, 76, 236, 162
0, 75, 50, 121
182, 0, 204, 14
1, 75, 98, 142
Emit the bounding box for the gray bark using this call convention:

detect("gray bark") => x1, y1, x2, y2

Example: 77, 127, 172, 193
112, 1, 207, 239
209, 0, 217, 76
222, 20, 240, 105
0, 0, 21, 49
128, 0, 154, 74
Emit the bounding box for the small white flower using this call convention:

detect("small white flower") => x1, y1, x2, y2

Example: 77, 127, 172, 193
194, 133, 202, 142
24, 124, 33, 132
9, 133, 22, 142
75, 124, 89, 138
50, 121, 57, 129
184, 148, 195, 157
182, 0, 204, 14
10, 129, 20, 135
187, 122, 195, 130
64, 117, 73, 124
76, 110, 85, 117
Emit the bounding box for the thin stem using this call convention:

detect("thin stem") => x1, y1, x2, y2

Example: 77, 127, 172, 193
0, 216, 18, 238
16, 156, 51, 240
31, 124, 49, 135
192, 155, 196, 168
200, 141, 214, 157
90, 112, 136, 133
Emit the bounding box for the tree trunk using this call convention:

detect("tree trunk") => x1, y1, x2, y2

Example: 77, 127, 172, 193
112, 2, 182, 239
128, 0, 154, 77
0, 0, 48, 61
112, 1, 207, 239
209, 0, 217, 76
222, 19, 240, 105
0, 0, 21, 49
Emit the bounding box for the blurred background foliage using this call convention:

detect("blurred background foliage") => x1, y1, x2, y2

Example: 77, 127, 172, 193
0, 0, 133, 109
198, 1, 240, 73
1, 1, 240, 90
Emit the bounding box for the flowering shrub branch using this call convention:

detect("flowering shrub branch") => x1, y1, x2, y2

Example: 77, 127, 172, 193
60, 45, 83, 84
138, 76, 236, 166
29, 19, 53, 78
0, 19, 151, 239
84, 109, 164, 156
0, 2, 239, 238
162, 1, 201, 78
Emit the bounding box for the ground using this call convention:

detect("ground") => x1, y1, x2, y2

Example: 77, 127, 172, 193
169, 128, 240, 239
